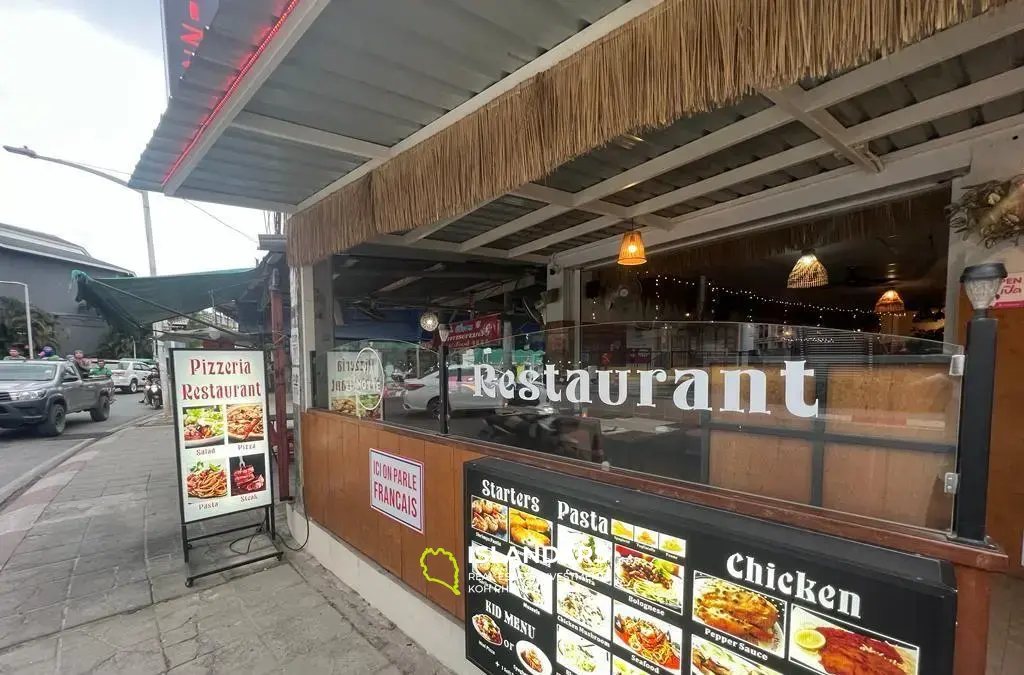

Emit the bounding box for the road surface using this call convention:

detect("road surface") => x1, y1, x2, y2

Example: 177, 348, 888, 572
0, 392, 154, 497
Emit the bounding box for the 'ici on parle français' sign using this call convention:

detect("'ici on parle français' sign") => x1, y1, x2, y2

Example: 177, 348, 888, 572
470, 361, 820, 418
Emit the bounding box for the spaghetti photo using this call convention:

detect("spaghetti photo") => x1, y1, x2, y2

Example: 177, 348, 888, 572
186, 461, 228, 499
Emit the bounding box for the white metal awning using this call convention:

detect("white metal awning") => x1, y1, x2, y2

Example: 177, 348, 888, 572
131, 0, 1024, 268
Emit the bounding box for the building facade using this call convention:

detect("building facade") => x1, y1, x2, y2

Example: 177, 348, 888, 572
0, 223, 133, 355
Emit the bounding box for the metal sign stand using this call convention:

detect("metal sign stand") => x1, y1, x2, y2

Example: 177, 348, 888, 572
169, 348, 283, 588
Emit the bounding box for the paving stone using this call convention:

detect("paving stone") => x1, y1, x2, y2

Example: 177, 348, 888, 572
0, 635, 57, 672
0, 604, 63, 649
3, 542, 81, 571
63, 579, 152, 629
0, 560, 75, 596
0, 577, 68, 617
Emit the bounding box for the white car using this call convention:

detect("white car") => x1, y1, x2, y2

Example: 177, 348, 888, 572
401, 366, 502, 417
110, 360, 154, 393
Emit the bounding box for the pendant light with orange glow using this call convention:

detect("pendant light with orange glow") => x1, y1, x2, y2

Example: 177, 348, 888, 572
617, 226, 647, 266
874, 288, 906, 314
787, 250, 828, 288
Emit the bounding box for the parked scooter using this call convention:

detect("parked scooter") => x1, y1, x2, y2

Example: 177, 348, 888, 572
479, 405, 604, 463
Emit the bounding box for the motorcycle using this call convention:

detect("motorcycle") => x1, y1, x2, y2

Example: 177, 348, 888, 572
479, 405, 605, 464
144, 378, 162, 409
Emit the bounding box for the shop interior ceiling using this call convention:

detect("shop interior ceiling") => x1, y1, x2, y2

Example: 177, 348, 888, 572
598, 189, 952, 308
132, 1, 1024, 271
330, 242, 543, 316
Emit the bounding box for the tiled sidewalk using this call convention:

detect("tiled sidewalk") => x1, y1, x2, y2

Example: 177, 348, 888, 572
0, 426, 453, 674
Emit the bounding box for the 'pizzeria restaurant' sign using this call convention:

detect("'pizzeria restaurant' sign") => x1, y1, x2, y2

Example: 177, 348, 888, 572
470, 361, 821, 418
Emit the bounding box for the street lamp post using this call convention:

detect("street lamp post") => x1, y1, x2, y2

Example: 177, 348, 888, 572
0, 281, 34, 358
3, 145, 156, 276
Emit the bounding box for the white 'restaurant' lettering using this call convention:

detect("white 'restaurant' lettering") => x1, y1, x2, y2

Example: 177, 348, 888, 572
471, 362, 820, 418
726, 553, 861, 619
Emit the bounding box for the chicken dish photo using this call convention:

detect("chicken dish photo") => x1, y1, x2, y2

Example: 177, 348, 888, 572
693, 576, 784, 656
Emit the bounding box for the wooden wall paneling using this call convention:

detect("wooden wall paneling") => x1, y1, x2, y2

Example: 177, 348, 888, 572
356, 424, 379, 557
397, 434, 427, 598
454, 445, 484, 622
709, 432, 812, 503
966, 292, 1024, 576
324, 417, 346, 540
302, 413, 325, 524
342, 418, 359, 543
822, 444, 954, 528
953, 564, 991, 675
374, 430, 407, 577
825, 364, 955, 444
422, 441, 457, 614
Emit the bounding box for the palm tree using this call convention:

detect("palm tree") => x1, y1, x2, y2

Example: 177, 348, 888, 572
0, 297, 63, 354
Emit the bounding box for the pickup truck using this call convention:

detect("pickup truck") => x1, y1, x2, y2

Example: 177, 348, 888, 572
0, 360, 115, 436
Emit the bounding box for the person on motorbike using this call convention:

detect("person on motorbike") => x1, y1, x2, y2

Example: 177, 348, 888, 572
140, 370, 161, 405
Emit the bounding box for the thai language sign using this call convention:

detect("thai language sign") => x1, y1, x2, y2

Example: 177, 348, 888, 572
465, 458, 957, 675
370, 449, 423, 533
171, 349, 271, 523
442, 314, 502, 350
327, 349, 385, 419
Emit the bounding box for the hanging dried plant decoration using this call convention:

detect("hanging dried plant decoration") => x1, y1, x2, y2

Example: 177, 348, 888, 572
947, 175, 1024, 248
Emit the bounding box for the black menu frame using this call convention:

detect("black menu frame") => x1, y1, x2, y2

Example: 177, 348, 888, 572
464, 457, 957, 675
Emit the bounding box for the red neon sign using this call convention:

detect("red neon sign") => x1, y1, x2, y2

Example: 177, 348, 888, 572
162, 0, 301, 186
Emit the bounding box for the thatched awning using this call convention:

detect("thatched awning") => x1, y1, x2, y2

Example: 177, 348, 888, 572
286, 0, 1011, 266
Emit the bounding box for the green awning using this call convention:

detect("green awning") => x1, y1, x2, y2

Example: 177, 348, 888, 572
73, 268, 264, 334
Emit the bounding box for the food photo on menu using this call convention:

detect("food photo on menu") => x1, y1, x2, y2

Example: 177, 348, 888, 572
186, 460, 228, 500
612, 655, 650, 675
471, 496, 509, 541
509, 507, 552, 549
614, 544, 684, 612
787, 605, 919, 675
517, 639, 553, 675
471, 612, 503, 647
182, 405, 225, 448
558, 524, 613, 584
659, 535, 686, 558
557, 624, 611, 675
557, 574, 612, 638
509, 561, 553, 613
612, 519, 635, 541
634, 526, 660, 549
228, 454, 267, 495
690, 635, 782, 675
226, 403, 265, 442
612, 600, 683, 674
469, 544, 509, 590
691, 572, 787, 659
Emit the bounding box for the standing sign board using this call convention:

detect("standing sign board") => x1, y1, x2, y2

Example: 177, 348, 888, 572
170, 349, 281, 586
994, 271, 1024, 309
465, 458, 957, 675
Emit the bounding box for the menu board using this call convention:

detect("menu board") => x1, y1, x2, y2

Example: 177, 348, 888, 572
171, 349, 272, 523
464, 459, 956, 675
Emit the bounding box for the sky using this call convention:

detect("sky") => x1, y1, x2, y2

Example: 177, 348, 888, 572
0, 0, 270, 277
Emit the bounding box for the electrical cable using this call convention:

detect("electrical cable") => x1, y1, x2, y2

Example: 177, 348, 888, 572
182, 200, 259, 243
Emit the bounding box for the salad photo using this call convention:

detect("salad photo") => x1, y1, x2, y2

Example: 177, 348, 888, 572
182, 406, 225, 448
